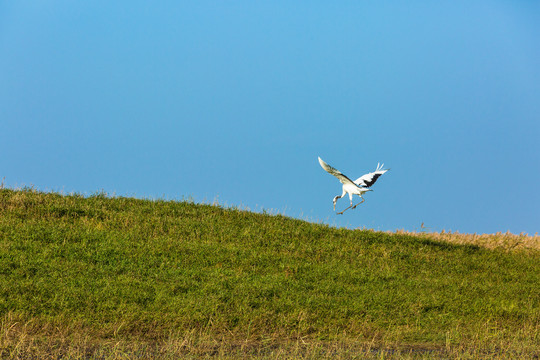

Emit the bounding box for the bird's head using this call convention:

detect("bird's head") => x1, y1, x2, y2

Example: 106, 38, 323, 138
332, 195, 340, 210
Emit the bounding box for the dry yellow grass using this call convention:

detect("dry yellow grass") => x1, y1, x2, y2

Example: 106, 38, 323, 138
386, 229, 540, 252
2, 312, 537, 359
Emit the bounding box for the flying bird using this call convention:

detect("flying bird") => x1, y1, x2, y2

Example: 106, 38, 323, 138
318, 157, 389, 214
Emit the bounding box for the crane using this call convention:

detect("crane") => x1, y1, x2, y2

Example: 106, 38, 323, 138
318, 157, 389, 214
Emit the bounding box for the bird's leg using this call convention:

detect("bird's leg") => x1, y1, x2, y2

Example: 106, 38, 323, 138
336, 205, 353, 215
351, 198, 365, 209
336, 192, 353, 215
338, 199, 365, 215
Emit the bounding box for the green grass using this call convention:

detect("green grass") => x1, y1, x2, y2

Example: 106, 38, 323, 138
0, 188, 538, 359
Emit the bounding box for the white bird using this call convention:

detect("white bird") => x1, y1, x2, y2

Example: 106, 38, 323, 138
318, 157, 389, 214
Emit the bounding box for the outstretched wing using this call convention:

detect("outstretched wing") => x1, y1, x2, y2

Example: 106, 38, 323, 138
318, 157, 357, 187
354, 162, 389, 188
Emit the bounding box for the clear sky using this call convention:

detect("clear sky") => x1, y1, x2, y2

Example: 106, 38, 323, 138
1, 1, 539, 235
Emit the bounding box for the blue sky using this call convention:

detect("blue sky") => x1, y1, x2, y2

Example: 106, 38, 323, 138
1, 1, 539, 235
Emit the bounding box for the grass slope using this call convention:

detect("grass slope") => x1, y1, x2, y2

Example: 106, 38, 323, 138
0, 189, 538, 358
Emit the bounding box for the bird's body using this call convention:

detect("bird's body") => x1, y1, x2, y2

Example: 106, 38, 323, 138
318, 157, 388, 213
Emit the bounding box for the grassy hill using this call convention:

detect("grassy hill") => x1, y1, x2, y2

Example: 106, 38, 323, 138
0, 188, 538, 359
